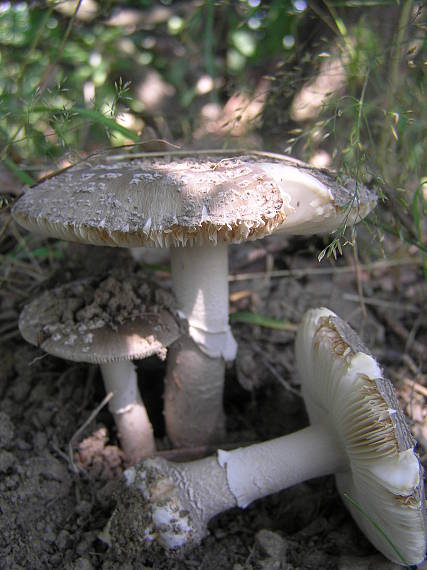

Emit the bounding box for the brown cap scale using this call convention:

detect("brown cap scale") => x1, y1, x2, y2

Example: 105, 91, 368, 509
13, 152, 377, 447
19, 273, 181, 464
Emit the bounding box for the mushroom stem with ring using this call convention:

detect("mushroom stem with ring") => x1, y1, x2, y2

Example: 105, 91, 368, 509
100, 360, 155, 463
165, 243, 237, 446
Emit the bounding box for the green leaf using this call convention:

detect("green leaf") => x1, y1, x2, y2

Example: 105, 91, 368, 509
230, 311, 297, 332
3, 157, 35, 186
29, 246, 63, 260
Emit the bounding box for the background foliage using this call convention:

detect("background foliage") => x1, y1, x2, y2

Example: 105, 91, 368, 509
0, 0, 425, 265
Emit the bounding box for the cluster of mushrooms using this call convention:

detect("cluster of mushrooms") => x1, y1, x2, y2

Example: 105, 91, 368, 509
12, 151, 426, 566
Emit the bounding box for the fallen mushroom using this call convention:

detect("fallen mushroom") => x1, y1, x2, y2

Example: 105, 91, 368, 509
19, 272, 181, 464
107, 308, 426, 566
12, 151, 377, 447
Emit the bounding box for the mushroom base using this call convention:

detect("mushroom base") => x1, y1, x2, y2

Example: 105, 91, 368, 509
164, 336, 226, 447
106, 454, 236, 554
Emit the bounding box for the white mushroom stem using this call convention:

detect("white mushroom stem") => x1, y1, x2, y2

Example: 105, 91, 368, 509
164, 244, 237, 446
217, 423, 344, 508
120, 421, 421, 554
118, 423, 345, 550
169, 243, 236, 360
100, 361, 155, 464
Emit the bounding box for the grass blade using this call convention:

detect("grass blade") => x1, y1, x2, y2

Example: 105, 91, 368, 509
4, 157, 35, 186
343, 492, 411, 567
230, 311, 297, 332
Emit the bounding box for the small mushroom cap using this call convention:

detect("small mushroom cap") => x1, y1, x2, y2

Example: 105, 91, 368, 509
296, 308, 426, 566
12, 152, 377, 248
19, 273, 181, 364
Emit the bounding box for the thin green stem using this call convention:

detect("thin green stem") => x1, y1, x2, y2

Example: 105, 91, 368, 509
35, 0, 83, 100
3, 157, 35, 186
377, 0, 413, 173
343, 493, 410, 567
16, 7, 54, 90
22, 106, 140, 142
412, 182, 427, 280
204, 0, 218, 103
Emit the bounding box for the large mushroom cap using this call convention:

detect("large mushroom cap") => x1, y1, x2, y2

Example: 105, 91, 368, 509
19, 272, 181, 364
296, 307, 426, 566
12, 151, 377, 248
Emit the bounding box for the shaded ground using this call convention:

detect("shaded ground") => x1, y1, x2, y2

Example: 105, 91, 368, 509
0, 230, 426, 570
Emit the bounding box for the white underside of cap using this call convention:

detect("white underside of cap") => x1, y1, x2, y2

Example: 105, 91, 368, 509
258, 163, 343, 235
296, 307, 426, 566
362, 448, 420, 496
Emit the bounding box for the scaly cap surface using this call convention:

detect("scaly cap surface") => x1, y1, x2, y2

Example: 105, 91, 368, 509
12, 152, 377, 248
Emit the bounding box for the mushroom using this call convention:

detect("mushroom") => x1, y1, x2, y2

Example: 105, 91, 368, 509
12, 151, 377, 447
19, 272, 181, 464
107, 308, 426, 566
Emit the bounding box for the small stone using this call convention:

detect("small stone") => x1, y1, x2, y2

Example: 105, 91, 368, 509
3, 473, 19, 490
32, 431, 48, 452
0, 348, 14, 396
367, 554, 402, 570
15, 438, 32, 451
57, 529, 72, 550
0, 398, 14, 417
258, 560, 281, 570
337, 555, 369, 570
75, 500, 93, 517
301, 550, 330, 568
255, 529, 287, 560
50, 553, 63, 566
34, 406, 55, 428
299, 516, 328, 537
71, 557, 94, 570
76, 531, 97, 556
337, 554, 401, 570
96, 479, 119, 508
0, 450, 16, 472
8, 377, 31, 402
43, 523, 56, 544
0, 412, 14, 448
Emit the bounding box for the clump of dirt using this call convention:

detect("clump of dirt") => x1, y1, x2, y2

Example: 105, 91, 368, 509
19, 271, 176, 348
76, 426, 124, 480
18, 267, 182, 367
